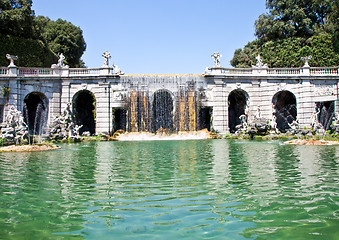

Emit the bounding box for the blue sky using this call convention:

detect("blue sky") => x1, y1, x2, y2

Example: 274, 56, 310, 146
33, 0, 267, 74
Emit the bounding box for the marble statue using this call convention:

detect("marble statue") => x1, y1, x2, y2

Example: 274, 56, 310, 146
255, 106, 262, 119
270, 114, 278, 133
113, 64, 124, 75
253, 55, 268, 68
51, 53, 69, 68
48, 103, 82, 140
0, 105, 28, 144
311, 108, 320, 132
301, 56, 312, 67
6, 54, 18, 67
211, 52, 222, 67
102, 51, 111, 67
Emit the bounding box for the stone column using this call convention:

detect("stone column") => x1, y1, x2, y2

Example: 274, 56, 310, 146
7, 78, 19, 108
95, 81, 111, 134
297, 79, 313, 128
49, 81, 62, 124
61, 80, 71, 111
212, 79, 227, 134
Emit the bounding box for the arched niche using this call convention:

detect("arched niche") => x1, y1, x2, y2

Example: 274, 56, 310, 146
272, 90, 297, 132
228, 89, 248, 133
72, 90, 96, 135
23, 92, 49, 135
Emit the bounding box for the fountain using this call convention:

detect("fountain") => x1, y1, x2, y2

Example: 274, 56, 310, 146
23, 92, 49, 143
48, 103, 82, 141
0, 106, 29, 145
110, 75, 211, 141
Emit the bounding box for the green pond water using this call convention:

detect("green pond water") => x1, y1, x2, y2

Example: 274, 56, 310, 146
0, 140, 338, 239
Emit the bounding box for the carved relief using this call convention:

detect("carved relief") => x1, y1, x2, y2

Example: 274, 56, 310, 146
314, 85, 335, 96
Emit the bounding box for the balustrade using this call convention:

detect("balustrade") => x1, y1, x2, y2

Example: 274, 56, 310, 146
18, 67, 53, 76
69, 68, 101, 76
0, 67, 7, 75
0, 66, 337, 77
310, 67, 338, 76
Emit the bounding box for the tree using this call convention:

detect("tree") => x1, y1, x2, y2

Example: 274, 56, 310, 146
0, 1, 86, 67
0, 0, 35, 38
255, 0, 333, 41
40, 18, 86, 67
231, 0, 338, 68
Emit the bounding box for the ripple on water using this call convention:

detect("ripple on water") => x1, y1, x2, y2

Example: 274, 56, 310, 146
0, 140, 338, 239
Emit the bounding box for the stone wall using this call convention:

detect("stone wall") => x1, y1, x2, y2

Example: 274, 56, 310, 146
0, 73, 337, 135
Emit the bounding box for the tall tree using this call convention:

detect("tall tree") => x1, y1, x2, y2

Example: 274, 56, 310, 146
231, 0, 338, 68
255, 0, 333, 41
0, 0, 35, 38
39, 18, 86, 67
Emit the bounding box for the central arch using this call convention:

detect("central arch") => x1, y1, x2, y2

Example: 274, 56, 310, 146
228, 89, 248, 133
72, 90, 96, 135
23, 92, 48, 135
272, 90, 297, 132
152, 90, 174, 132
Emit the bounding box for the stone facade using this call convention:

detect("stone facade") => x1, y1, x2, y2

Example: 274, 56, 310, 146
0, 64, 338, 135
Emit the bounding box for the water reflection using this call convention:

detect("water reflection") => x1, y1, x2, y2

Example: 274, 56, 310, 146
0, 140, 338, 239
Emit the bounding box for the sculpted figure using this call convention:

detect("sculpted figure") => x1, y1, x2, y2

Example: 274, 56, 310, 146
6, 54, 18, 67
58, 53, 66, 67
113, 64, 124, 75
255, 106, 261, 119
253, 55, 268, 68
102, 51, 111, 67
211, 52, 222, 67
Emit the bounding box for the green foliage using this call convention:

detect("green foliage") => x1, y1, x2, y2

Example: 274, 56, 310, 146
255, 0, 333, 41
0, 0, 36, 39
232, 32, 339, 68
230, 41, 260, 68
231, 0, 339, 68
0, 33, 58, 67
0, 1, 86, 67
0, 137, 5, 146
40, 17, 86, 67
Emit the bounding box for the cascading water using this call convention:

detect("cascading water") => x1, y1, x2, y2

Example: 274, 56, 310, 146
123, 76, 200, 134
175, 85, 197, 132
317, 101, 335, 131
23, 93, 48, 144
32, 102, 46, 143
152, 90, 174, 132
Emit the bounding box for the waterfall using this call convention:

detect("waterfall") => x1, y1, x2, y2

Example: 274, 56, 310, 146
33, 102, 46, 143
23, 94, 47, 144
124, 76, 199, 133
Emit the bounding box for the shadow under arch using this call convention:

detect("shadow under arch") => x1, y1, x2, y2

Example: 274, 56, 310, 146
228, 89, 248, 133
151, 89, 174, 132
72, 90, 96, 135
272, 90, 297, 132
23, 92, 49, 135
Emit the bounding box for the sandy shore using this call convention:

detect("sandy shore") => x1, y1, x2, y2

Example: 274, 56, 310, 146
284, 139, 339, 145
0, 144, 61, 152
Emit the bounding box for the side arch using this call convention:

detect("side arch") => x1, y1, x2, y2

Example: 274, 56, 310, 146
228, 89, 249, 133
72, 90, 96, 135
23, 92, 49, 135
272, 90, 297, 132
